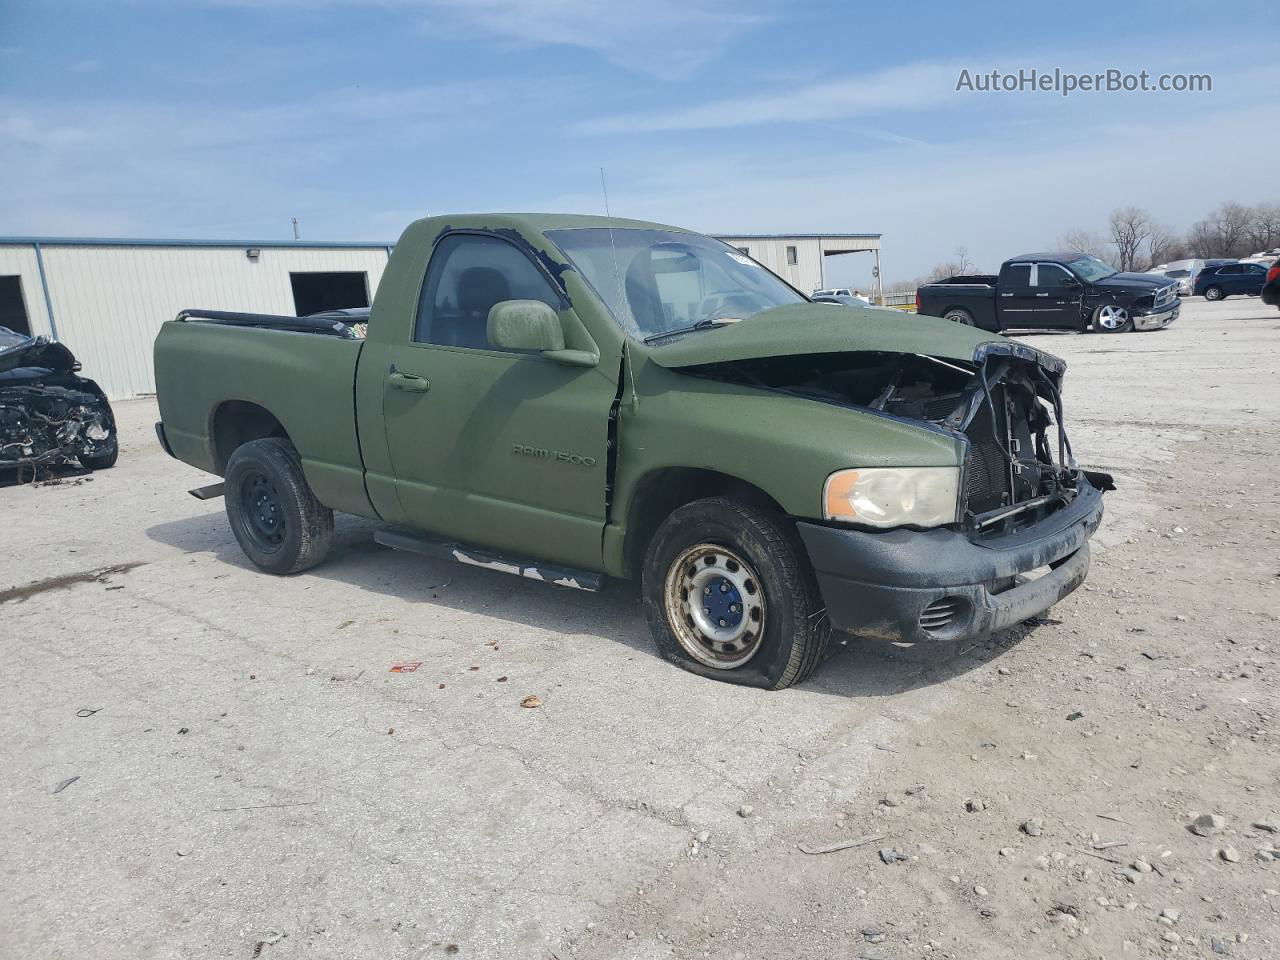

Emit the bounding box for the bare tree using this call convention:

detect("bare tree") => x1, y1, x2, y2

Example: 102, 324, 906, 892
954, 246, 974, 274
1146, 221, 1187, 269
1188, 202, 1254, 259
1056, 228, 1111, 261
1109, 207, 1154, 272
1245, 203, 1280, 253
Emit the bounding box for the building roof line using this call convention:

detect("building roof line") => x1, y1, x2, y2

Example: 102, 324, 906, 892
1, 231, 881, 248
0, 236, 395, 249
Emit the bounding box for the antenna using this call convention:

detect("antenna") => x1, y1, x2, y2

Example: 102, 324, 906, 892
600, 167, 627, 325
291, 217, 300, 241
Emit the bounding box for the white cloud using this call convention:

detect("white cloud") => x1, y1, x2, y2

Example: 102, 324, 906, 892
0, 80, 509, 238
575, 42, 1280, 135
578, 59, 965, 134
191, 0, 769, 77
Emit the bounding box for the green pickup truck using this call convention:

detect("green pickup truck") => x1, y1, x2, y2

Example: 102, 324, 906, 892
154, 213, 1108, 689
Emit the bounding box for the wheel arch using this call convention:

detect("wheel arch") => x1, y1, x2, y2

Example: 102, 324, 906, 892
621, 467, 787, 579
210, 400, 291, 475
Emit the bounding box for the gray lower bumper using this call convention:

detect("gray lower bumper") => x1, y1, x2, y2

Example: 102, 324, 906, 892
1134, 304, 1179, 330
797, 480, 1104, 643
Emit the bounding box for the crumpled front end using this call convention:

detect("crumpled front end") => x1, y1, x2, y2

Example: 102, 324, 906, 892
0, 379, 117, 469
680, 337, 1110, 643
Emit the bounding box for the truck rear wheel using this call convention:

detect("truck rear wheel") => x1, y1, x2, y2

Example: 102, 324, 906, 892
224, 437, 333, 575
943, 308, 975, 326
641, 497, 830, 690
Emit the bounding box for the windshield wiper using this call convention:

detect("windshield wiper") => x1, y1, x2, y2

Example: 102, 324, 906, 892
642, 318, 740, 345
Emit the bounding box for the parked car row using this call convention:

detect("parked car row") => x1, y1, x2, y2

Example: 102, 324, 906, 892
1193, 260, 1272, 300
1147, 255, 1279, 301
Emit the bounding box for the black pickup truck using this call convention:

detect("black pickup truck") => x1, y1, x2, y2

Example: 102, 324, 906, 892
916, 253, 1180, 334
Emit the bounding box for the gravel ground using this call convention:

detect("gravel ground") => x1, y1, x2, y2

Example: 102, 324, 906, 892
2, 296, 1277, 960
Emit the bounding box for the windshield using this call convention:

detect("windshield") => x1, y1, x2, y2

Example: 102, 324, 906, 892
0, 326, 33, 354
546, 228, 806, 341
1067, 255, 1119, 282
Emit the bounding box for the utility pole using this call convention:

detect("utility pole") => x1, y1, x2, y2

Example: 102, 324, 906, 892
291, 217, 300, 241
873, 249, 884, 305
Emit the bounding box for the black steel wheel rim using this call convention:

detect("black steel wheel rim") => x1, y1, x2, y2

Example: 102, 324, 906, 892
240, 470, 285, 551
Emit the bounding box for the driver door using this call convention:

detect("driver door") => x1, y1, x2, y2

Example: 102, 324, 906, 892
371, 232, 618, 570
1033, 262, 1084, 327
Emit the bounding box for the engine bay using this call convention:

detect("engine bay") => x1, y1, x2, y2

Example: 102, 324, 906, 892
0, 378, 118, 472
684, 349, 1099, 533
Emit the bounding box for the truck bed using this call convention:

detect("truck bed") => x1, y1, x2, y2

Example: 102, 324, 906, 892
154, 315, 374, 518
916, 276, 1001, 330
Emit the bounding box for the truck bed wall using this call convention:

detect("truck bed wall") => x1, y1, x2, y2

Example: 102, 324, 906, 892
916, 281, 999, 330
154, 320, 375, 518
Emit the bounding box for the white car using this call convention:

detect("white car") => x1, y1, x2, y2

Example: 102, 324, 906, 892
1146, 259, 1201, 297
814, 287, 871, 304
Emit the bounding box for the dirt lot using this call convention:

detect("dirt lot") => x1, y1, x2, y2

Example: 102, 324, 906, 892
2, 297, 1278, 960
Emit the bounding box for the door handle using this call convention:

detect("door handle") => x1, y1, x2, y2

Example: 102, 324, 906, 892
388, 371, 430, 393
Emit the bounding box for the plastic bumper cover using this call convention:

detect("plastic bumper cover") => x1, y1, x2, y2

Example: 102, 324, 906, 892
1133, 304, 1179, 330
797, 478, 1104, 643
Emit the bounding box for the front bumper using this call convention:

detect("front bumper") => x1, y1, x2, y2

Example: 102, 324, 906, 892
797, 478, 1104, 643
1133, 303, 1179, 330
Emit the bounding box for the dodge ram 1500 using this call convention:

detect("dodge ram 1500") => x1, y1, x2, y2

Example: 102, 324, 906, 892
155, 214, 1109, 689
917, 252, 1180, 333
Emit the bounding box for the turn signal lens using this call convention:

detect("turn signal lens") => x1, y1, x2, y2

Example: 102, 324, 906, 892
823, 467, 960, 528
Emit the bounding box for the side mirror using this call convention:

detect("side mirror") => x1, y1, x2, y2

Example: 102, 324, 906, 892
486, 299, 597, 367
1062, 276, 1080, 287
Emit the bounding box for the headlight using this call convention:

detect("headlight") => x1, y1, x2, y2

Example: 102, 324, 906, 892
823, 467, 960, 528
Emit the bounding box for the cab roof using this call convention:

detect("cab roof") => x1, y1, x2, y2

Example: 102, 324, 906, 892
1007, 252, 1088, 264
403, 212, 698, 236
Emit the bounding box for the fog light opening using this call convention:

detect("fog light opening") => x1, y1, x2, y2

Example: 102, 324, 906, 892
919, 595, 968, 637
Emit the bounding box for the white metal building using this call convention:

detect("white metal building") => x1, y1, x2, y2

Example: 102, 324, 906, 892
0, 238, 393, 399
0, 231, 881, 401
713, 233, 882, 300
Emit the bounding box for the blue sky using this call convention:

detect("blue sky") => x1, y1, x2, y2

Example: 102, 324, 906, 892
1, 0, 1276, 286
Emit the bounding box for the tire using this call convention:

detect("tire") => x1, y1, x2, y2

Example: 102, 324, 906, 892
1093, 304, 1133, 333
1203, 286, 1224, 301
641, 496, 831, 690
224, 437, 333, 575
943, 308, 975, 326
79, 444, 119, 470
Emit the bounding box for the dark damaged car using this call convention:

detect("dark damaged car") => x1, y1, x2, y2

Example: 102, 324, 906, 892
0, 327, 119, 475
154, 214, 1110, 690
917, 253, 1180, 333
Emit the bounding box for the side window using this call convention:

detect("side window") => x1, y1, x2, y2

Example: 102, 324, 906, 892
1219, 264, 1242, 275
1247, 263, 1267, 274
1003, 263, 1032, 291
414, 234, 561, 349
1036, 263, 1075, 288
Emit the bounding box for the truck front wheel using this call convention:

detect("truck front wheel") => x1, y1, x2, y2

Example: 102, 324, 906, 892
642, 497, 830, 690
224, 437, 333, 575
1093, 304, 1133, 333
